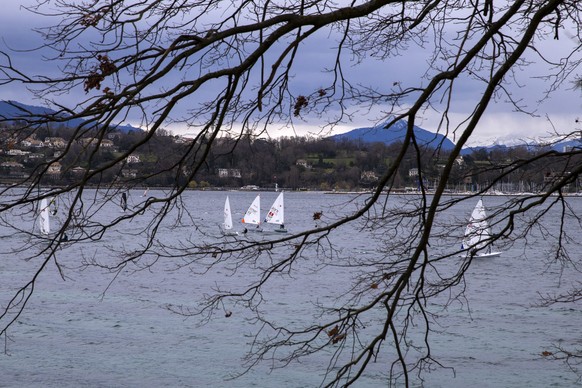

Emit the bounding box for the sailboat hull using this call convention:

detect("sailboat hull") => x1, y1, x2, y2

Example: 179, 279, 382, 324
261, 228, 287, 236
460, 249, 502, 259
475, 251, 502, 258
242, 227, 263, 234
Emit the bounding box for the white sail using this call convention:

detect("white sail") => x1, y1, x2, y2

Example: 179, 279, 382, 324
242, 194, 261, 226
223, 196, 234, 230
265, 192, 284, 225
38, 198, 50, 236
463, 199, 501, 257
463, 199, 489, 250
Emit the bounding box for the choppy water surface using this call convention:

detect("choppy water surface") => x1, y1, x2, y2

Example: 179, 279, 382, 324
1, 191, 581, 387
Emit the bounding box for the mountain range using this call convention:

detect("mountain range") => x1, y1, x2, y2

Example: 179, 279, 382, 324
2, 100, 580, 152
330, 117, 581, 154
0, 100, 139, 133
329, 119, 456, 151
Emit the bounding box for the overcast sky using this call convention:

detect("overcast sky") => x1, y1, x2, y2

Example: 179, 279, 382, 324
1, 1, 581, 146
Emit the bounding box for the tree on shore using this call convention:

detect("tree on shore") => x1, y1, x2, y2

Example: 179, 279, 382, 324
1, 1, 582, 385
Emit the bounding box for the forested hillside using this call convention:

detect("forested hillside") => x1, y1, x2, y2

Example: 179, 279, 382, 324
0, 122, 579, 193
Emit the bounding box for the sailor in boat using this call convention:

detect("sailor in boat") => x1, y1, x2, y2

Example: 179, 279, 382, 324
121, 192, 128, 211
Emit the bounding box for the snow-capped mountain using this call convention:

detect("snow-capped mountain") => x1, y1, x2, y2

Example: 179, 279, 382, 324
330, 118, 581, 154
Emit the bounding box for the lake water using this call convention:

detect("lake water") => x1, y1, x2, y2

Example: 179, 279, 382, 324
1, 190, 581, 387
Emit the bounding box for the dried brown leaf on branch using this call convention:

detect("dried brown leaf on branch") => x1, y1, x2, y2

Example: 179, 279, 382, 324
293, 95, 308, 116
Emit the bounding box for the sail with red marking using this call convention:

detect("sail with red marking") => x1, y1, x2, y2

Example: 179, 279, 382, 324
242, 194, 261, 226
264, 192, 284, 226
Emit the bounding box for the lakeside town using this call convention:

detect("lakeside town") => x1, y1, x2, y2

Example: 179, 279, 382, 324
1, 121, 581, 195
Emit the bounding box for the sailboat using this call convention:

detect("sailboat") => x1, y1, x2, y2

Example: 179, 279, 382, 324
462, 199, 502, 258
222, 196, 238, 236
264, 192, 287, 233
38, 198, 51, 236
242, 194, 262, 233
